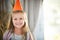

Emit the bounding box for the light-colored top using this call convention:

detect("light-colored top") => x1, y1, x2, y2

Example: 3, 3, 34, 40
3, 30, 31, 40
10, 33, 25, 40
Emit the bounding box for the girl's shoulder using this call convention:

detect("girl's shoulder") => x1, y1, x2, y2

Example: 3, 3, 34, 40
3, 30, 9, 37
3, 30, 11, 40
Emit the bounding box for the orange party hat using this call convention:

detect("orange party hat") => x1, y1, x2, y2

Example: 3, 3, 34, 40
13, 0, 23, 11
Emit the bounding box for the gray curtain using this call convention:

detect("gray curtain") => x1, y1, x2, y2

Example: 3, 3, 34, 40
21, 0, 43, 40
21, 0, 43, 32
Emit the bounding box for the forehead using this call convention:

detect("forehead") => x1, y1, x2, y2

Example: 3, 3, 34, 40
12, 12, 24, 18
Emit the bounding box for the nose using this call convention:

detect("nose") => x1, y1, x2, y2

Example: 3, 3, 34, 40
17, 19, 20, 22
17, 19, 22, 23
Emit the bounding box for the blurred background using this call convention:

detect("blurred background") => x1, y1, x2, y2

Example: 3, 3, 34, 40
43, 0, 60, 40
0, 0, 43, 40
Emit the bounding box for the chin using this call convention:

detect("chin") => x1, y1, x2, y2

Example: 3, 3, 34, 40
16, 26, 23, 28
16, 27, 22, 29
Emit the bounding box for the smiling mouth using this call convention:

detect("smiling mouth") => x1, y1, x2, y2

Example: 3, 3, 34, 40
16, 23, 22, 25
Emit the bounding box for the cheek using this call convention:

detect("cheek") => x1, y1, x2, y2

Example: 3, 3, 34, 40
20, 20, 25, 26
20, 20, 24, 22
21, 20, 24, 24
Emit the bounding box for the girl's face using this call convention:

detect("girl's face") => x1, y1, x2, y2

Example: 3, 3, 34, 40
12, 12, 24, 29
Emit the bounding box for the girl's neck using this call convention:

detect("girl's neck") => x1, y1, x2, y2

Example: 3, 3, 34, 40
14, 28, 24, 35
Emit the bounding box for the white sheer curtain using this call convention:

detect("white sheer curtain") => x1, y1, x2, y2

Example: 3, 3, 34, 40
33, 4, 43, 40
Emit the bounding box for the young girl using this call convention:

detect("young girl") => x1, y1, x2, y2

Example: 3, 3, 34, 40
3, 0, 34, 40
3, 10, 33, 40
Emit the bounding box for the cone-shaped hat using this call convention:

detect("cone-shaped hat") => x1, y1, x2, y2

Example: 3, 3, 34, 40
13, 0, 23, 11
